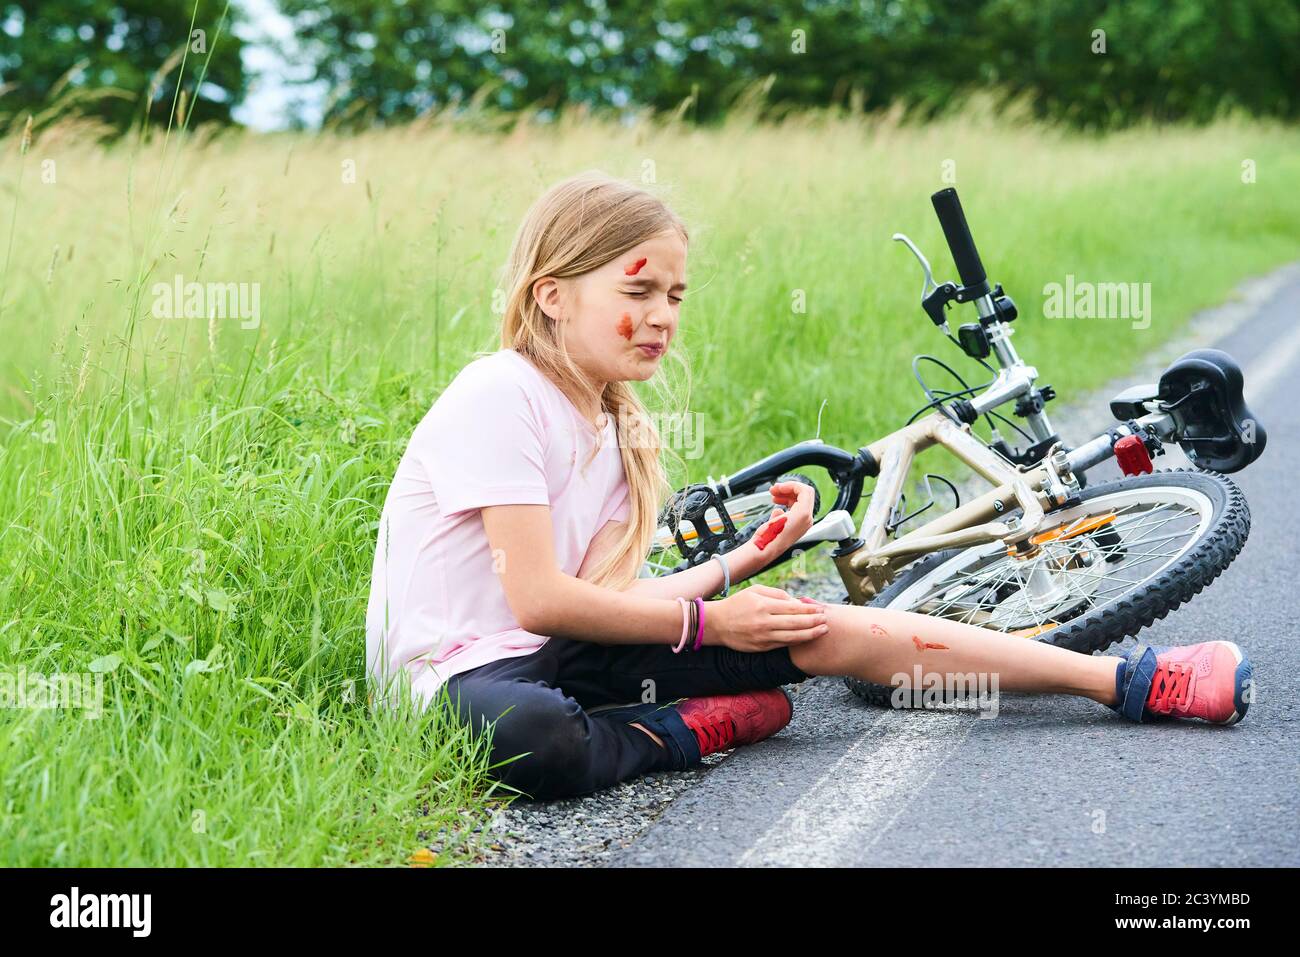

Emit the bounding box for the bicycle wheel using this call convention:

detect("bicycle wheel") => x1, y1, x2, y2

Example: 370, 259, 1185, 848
642, 473, 821, 577
844, 468, 1251, 707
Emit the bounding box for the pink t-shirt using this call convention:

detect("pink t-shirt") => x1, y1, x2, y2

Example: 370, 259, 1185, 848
366, 347, 630, 707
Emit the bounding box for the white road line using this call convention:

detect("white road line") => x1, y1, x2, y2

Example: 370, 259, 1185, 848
736, 710, 979, 867
1243, 311, 1300, 403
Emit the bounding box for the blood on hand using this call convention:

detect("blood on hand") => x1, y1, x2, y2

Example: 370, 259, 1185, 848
754, 514, 787, 550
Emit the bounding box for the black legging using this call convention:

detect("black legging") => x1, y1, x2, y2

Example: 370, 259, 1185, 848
441, 635, 811, 801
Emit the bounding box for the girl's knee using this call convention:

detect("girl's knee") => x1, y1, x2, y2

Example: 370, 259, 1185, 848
470, 688, 592, 799
791, 605, 899, 676
789, 627, 854, 677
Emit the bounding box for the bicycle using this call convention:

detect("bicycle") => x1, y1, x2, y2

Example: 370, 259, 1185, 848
644, 188, 1268, 707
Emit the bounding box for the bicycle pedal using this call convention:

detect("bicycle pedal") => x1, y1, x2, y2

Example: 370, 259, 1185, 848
662, 483, 743, 564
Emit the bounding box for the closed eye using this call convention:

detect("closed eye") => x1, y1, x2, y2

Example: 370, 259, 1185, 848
625, 289, 684, 304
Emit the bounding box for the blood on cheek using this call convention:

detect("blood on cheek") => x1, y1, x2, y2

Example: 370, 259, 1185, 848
616, 257, 652, 338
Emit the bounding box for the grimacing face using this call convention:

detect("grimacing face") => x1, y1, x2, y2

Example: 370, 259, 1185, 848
531, 229, 687, 392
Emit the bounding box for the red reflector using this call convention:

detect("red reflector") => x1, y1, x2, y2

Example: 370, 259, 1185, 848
1114, 434, 1153, 476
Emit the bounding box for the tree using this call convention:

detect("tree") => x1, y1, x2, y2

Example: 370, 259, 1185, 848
0, 0, 247, 134
272, 0, 1300, 130
977, 0, 1300, 128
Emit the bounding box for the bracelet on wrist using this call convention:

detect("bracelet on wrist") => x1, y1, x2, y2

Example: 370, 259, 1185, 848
692, 596, 706, 651
710, 553, 731, 597
673, 596, 690, 653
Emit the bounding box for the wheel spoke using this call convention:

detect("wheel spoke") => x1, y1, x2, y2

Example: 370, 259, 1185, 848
890, 485, 1213, 632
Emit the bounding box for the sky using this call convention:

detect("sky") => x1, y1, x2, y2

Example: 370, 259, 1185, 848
230, 0, 325, 130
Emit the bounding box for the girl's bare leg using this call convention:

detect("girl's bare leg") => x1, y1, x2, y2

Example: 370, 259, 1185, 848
788, 602, 1121, 705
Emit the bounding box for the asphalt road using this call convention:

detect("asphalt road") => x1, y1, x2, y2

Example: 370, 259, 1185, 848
608, 267, 1300, 867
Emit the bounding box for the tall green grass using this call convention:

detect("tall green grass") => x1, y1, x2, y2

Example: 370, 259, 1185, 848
1, 107, 1298, 865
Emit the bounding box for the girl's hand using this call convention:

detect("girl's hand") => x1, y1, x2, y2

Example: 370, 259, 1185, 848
705, 584, 828, 652
749, 481, 816, 566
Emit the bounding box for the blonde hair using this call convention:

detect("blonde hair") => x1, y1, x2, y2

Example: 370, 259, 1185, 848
496, 170, 689, 590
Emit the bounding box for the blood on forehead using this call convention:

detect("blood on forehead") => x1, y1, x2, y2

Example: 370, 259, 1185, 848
624, 257, 648, 276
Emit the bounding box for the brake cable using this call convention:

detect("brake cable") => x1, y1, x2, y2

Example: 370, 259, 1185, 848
891, 343, 1037, 528
905, 345, 1035, 444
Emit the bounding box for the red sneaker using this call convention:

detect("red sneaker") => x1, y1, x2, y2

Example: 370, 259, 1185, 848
1114, 641, 1253, 725
673, 688, 794, 758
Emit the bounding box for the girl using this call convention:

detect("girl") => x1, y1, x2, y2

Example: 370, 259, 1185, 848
366, 171, 1253, 802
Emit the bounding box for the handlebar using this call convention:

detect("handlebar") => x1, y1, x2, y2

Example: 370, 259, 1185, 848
719, 440, 871, 520
930, 188, 990, 297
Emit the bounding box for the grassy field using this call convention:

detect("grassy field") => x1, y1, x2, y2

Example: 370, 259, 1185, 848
1, 106, 1298, 866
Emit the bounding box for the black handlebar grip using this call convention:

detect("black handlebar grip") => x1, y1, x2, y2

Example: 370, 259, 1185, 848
930, 188, 989, 295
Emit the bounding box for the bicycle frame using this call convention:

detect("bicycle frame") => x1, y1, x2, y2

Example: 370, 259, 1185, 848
690, 362, 1189, 603
833, 409, 1066, 604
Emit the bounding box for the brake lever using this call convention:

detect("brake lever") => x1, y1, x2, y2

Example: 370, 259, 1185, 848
893, 232, 956, 333
892, 232, 938, 300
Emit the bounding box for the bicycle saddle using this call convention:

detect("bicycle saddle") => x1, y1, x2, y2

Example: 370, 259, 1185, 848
1156, 348, 1266, 473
